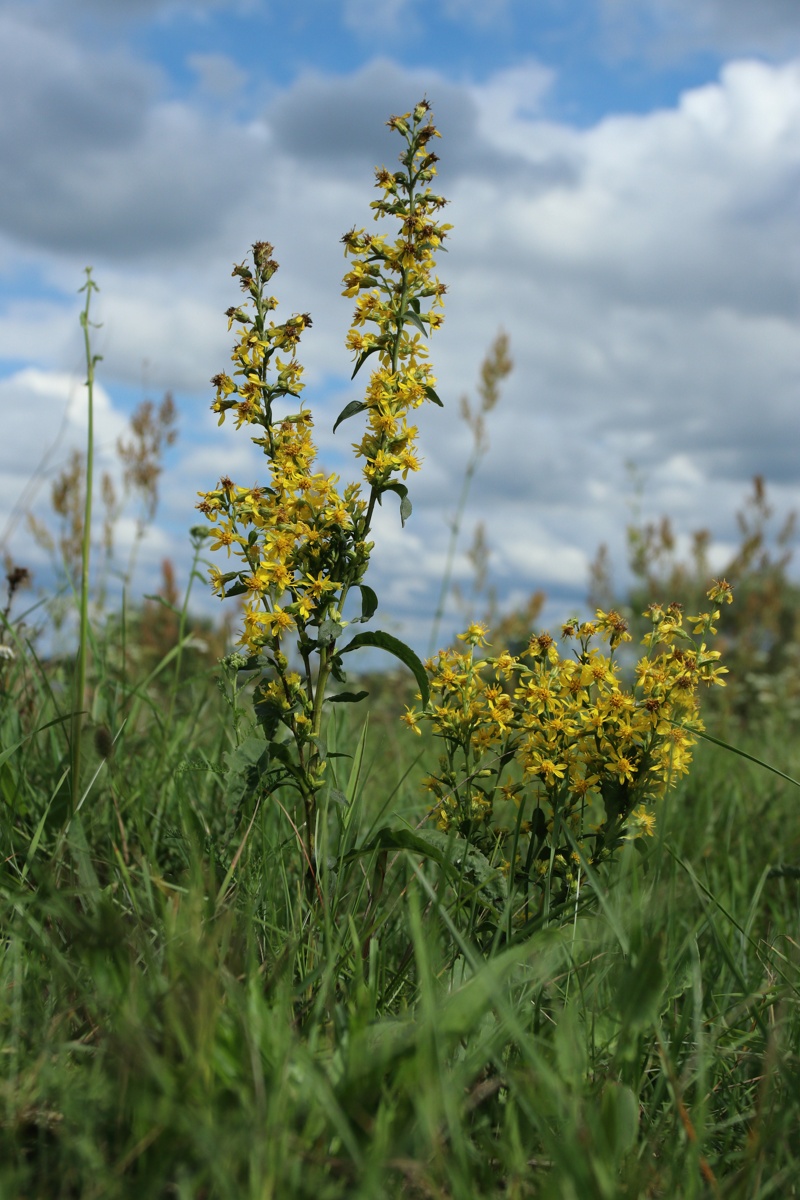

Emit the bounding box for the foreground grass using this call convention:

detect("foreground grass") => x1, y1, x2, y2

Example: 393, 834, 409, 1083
1, 624, 799, 1199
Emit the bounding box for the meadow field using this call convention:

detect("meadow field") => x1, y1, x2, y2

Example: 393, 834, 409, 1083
1, 102, 799, 1198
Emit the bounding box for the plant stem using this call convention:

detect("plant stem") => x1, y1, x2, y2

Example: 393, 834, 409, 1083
71, 268, 100, 812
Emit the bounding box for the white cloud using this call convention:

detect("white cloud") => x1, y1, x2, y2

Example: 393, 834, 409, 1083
0, 367, 127, 562
1, 29, 799, 644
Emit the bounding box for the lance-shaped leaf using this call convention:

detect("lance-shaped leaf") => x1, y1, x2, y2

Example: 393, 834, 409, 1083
424, 383, 443, 407
350, 345, 379, 380
339, 630, 429, 707
333, 399, 368, 434
403, 309, 428, 336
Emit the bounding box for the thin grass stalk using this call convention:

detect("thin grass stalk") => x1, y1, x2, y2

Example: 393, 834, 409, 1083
428, 448, 480, 659
71, 268, 100, 812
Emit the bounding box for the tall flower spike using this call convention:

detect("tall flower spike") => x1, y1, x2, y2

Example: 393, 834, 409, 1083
338, 100, 451, 526
196, 106, 449, 869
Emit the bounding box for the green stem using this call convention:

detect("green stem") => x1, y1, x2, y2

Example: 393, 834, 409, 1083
71, 269, 100, 812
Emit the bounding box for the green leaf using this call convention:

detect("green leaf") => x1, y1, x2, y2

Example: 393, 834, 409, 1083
350, 346, 379, 381
404, 309, 428, 336
327, 690, 369, 704
67, 813, 102, 912
333, 399, 368, 434
223, 734, 269, 802
424, 384, 443, 407
224, 582, 249, 598
343, 825, 456, 875
415, 829, 508, 905
318, 618, 345, 646
554, 1005, 588, 1088
357, 583, 379, 622
436, 933, 565, 1040
329, 654, 347, 685
616, 935, 665, 1035
379, 482, 412, 526
599, 1083, 640, 1162
339, 630, 429, 707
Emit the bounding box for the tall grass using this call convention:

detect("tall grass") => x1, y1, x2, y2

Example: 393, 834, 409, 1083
1, 585, 799, 1196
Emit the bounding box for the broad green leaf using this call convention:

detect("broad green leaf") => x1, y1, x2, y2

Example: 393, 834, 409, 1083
416, 828, 507, 905
339, 630, 429, 707
326, 690, 369, 704
333, 399, 368, 434
223, 734, 269, 802
436, 933, 565, 1039
555, 1005, 588, 1087
616, 935, 665, 1035
600, 1083, 640, 1161
318, 618, 345, 646
343, 825, 456, 874
357, 583, 378, 622
424, 383, 443, 407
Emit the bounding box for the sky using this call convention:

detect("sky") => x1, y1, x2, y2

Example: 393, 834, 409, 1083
1, 0, 799, 653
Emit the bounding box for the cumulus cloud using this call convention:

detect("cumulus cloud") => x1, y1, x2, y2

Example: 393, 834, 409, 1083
0, 13, 259, 259
1, 17, 799, 644
602, 0, 800, 60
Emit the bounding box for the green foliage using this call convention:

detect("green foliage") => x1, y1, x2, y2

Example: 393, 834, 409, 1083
2, 647, 800, 1196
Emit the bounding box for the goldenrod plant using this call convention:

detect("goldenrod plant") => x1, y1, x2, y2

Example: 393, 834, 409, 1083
408, 585, 732, 919
200, 101, 736, 911
198, 100, 449, 861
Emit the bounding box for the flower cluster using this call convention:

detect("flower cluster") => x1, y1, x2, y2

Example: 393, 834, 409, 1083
341, 99, 450, 506
197, 241, 367, 678
407, 582, 732, 904
196, 102, 449, 847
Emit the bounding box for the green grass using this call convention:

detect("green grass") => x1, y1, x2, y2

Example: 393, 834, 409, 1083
1, 604, 800, 1199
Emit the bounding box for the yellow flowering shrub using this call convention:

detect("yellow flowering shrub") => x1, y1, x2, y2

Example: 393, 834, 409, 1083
408, 582, 732, 907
